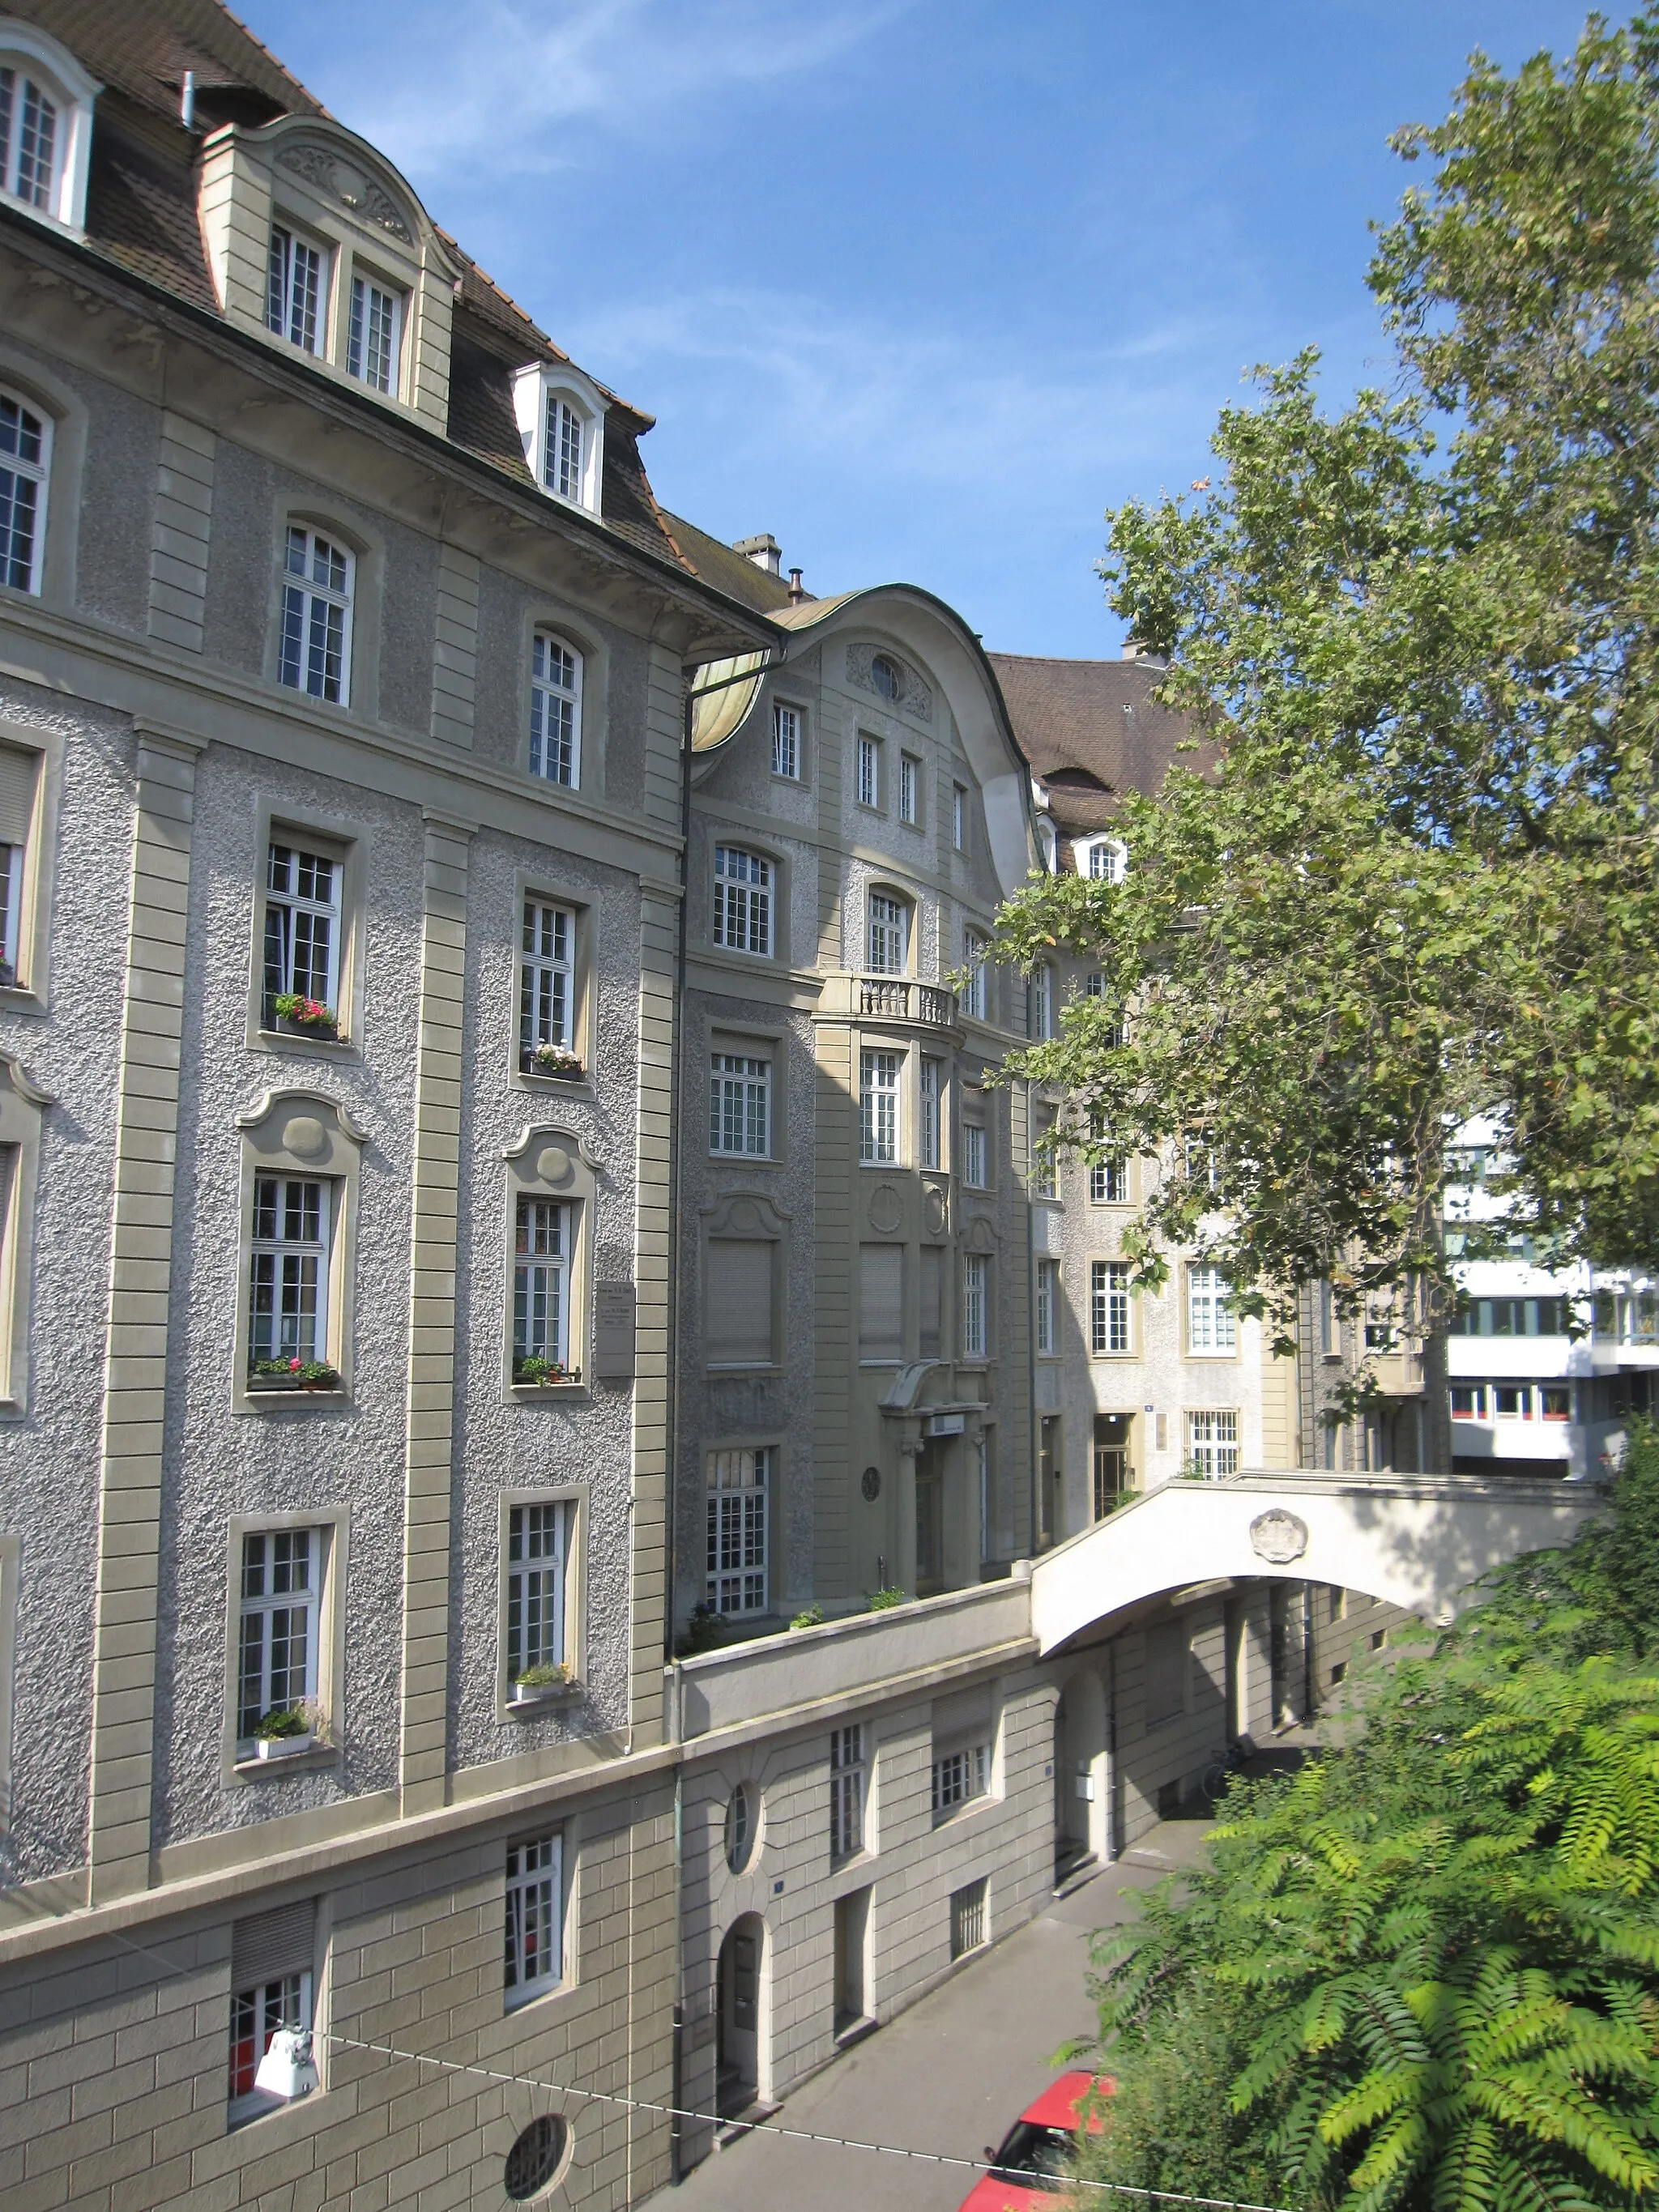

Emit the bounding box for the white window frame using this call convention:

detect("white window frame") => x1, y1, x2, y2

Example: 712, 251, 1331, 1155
963, 1121, 987, 1190
1035, 1258, 1059, 1356
229, 1965, 313, 2124
961, 928, 989, 1021
830, 1722, 865, 1861
346, 270, 402, 394
952, 783, 966, 850
919, 1056, 941, 1171
710, 1051, 771, 1158
1188, 1409, 1239, 1478
511, 367, 607, 515
867, 892, 909, 976
247, 1177, 332, 1377
1090, 1153, 1128, 1204
262, 837, 343, 1029
713, 845, 774, 959
898, 752, 920, 825
1091, 1259, 1131, 1355
546, 391, 586, 503
1188, 1265, 1236, 1355
514, 1197, 573, 1378
1029, 963, 1055, 1041
0, 387, 49, 598
856, 733, 881, 810
706, 1447, 770, 1615
0, 35, 96, 234
931, 1743, 987, 1818
859, 1048, 900, 1165
962, 1253, 988, 1361
0, 756, 34, 982
519, 897, 578, 1068
266, 224, 330, 355
772, 701, 801, 780
529, 633, 582, 787
278, 525, 353, 705
1081, 837, 1127, 883
505, 1500, 569, 1679
505, 1832, 565, 2006
236, 1524, 322, 1745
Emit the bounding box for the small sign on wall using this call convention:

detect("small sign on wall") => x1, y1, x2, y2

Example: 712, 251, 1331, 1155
593, 1281, 636, 1380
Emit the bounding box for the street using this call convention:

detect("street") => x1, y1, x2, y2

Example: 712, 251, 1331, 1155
655, 1819, 1214, 2212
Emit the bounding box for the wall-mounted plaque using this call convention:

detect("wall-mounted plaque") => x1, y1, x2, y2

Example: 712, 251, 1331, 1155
593, 1282, 636, 1380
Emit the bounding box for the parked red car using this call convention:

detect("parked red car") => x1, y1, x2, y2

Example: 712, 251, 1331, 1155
957, 2069, 1115, 2208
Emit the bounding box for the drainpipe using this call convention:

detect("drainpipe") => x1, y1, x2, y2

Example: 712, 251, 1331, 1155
1026, 1075, 1040, 1560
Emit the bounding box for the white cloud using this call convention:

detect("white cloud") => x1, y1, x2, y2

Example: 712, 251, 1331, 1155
321, 0, 915, 181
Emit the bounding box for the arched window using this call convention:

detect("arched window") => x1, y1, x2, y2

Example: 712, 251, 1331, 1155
1082, 837, 1127, 883
866, 890, 909, 975
713, 846, 772, 958
512, 367, 607, 516
0, 32, 96, 232
530, 633, 582, 786
544, 391, 587, 503
278, 526, 354, 705
0, 61, 55, 210
0, 388, 49, 596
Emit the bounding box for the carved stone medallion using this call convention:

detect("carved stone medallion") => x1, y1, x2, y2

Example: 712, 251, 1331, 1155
1249, 1508, 1309, 1565
867, 1183, 903, 1234
277, 141, 414, 242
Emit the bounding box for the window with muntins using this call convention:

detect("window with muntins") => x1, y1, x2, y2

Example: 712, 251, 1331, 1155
514, 1200, 572, 1379
772, 702, 800, 779
1091, 1260, 1130, 1354
830, 1723, 865, 1860
530, 635, 581, 786
1188, 1409, 1239, 1477
1086, 839, 1126, 882
278, 526, 352, 704
1032, 1110, 1057, 1200
0, 390, 48, 595
963, 1253, 988, 1359
506, 1502, 568, 1678
713, 846, 773, 957
504, 1833, 563, 2004
899, 752, 919, 824
953, 783, 966, 850
262, 840, 340, 1029
0, 747, 36, 982
932, 1743, 987, 1817
919, 1056, 941, 1170
1035, 1258, 1057, 1354
249, 1178, 330, 1376
0, 62, 55, 211
347, 275, 399, 393
963, 1121, 987, 1189
706, 1447, 770, 1614
1188, 1265, 1236, 1353
710, 1051, 770, 1157
519, 898, 575, 1069
266, 227, 326, 353
237, 1528, 318, 1741
867, 893, 907, 974
856, 734, 880, 808
544, 394, 585, 502
960, 927, 988, 1021
229, 1966, 311, 2117
859, 1049, 899, 1164
1029, 963, 1054, 1040
1090, 1146, 1128, 1204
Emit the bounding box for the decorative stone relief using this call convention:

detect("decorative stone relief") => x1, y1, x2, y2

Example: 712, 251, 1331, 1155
1249, 1508, 1309, 1564
845, 644, 933, 723
867, 1183, 903, 1234
277, 141, 414, 243
923, 1184, 949, 1238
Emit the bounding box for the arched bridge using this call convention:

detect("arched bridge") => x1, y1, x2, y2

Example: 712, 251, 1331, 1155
1030, 1472, 1601, 1656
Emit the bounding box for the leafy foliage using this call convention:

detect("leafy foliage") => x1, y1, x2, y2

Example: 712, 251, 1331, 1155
1068, 1435, 1659, 2211
994, 15, 1659, 1338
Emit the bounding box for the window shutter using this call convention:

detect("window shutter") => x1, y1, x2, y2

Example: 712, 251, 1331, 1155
859, 1244, 903, 1360
706, 1241, 773, 1365
0, 748, 37, 846
932, 1683, 992, 1758
919, 1247, 942, 1360
231, 1899, 317, 1992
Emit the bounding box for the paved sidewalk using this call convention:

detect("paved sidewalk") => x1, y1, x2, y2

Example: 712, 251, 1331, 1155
652, 1819, 1213, 2212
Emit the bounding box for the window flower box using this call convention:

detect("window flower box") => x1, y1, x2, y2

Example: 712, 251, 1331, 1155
527, 1043, 583, 1080
249, 1358, 341, 1392
273, 994, 339, 1040
250, 1704, 318, 1759
513, 1357, 580, 1388
509, 1664, 577, 1708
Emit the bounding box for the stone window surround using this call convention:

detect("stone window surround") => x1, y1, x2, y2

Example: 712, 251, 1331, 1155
495, 1483, 587, 1720
510, 869, 598, 1097
0, 22, 98, 238
264, 497, 386, 723
702, 1434, 782, 1617
706, 1016, 787, 1168
0, 717, 62, 1016
770, 693, 808, 783
231, 1090, 368, 1415
0, 345, 85, 615
1185, 1261, 1239, 1362
257, 143, 425, 401
520, 607, 610, 801
959, 1214, 999, 1370
219, 1505, 351, 1786
702, 829, 788, 973
1086, 1148, 1137, 1208
502, 1123, 602, 1400
0, 1050, 50, 1416
1089, 1255, 1137, 1362
244, 798, 370, 1059
501, 1819, 580, 2014
864, 880, 915, 978
700, 1191, 789, 1376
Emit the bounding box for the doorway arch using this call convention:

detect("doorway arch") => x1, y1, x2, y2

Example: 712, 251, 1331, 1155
714, 1913, 767, 2117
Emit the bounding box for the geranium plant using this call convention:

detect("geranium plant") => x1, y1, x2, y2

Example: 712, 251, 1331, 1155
530, 1042, 582, 1078
273, 993, 337, 1033
514, 1355, 577, 1387
251, 1357, 340, 1389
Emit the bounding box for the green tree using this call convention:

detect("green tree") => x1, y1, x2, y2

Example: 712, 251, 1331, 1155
996, 15, 1659, 1340
1068, 1439, 1659, 2211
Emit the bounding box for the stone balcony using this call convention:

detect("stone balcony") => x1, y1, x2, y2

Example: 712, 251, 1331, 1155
817, 970, 960, 1030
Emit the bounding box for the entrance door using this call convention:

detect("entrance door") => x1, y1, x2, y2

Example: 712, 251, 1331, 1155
715, 1917, 761, 2116
1093, 1413, 1134, 1517
833, 1887, 870, 2035
915, 1445, 943, 1595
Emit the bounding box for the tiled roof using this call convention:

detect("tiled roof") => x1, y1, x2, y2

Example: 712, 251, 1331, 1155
658, 513, 799, 615
987, 652, 1208, 836
8, 0, 321, 125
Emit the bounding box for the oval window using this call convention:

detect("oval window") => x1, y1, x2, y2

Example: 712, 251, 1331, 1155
870, 654, 901, 701
504, 2115, 570, 2201
724, 1782, 755, 1874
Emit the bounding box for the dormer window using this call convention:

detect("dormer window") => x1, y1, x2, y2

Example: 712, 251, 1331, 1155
0, 25, 97, 235
267, 227, 328, 355
512, 367, 607, 517
1079, 837, 1127, 883
348, 275, 401, 394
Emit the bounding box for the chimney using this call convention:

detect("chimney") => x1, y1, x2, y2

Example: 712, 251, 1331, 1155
787, 567, 805, 604
181, 70, 196, 130
733, 533, 782, 576
1122, 635, 1166, 667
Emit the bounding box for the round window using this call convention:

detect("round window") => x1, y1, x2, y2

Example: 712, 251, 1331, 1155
870, 654, 901, 701
724, 1782, 755, 1874
504, 2115, 570, 2201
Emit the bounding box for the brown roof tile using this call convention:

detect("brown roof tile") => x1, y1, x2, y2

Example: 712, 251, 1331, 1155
7, 0, 320, 124
658, 512, 798, 616
987, 651, 1208, 834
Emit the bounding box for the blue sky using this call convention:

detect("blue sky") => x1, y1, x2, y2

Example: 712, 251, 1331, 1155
239, 1, 1599, 657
